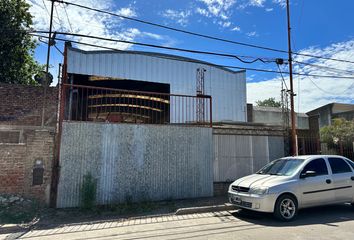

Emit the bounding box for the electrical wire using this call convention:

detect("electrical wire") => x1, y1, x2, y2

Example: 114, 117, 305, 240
38, 36, 63, 55
277, 64, 289, 91
41, 0, 60, 27
51, 0, 354, 65
62, 3, 74, 33
31, 30, 274, 64
293, 60, 354, 75
54, 4, 64, 30
30, 33, 354, 80
41, 0, 51, 17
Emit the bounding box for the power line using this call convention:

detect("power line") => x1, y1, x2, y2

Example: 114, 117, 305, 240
31, 30, 274, 64
42, 0, 51, 16
42, 0, 60, 27
30, 33, 354, 80
38, 36, 63, 55
277, 64, 289, 91
51, 0, 354, 65
305, 76, 354, 95
61, 3, 74, 33
54, 5, 63, 30
293, 60, 354, 75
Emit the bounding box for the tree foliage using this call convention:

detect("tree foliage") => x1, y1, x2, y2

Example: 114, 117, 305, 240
256, 97, 282, 108
320, 118, 354, 145
0, 0, 43, 85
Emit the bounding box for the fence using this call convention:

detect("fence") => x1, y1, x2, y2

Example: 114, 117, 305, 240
60, 84, 212, 127
297, 136, 354, 161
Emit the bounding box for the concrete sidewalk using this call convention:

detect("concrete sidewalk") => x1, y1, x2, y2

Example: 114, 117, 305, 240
12, 204, 354, 240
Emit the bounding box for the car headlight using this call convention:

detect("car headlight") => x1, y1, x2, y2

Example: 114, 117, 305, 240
249, 186, 269, 195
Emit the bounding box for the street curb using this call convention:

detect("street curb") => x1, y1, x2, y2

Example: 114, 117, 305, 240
175, 203, 236, 215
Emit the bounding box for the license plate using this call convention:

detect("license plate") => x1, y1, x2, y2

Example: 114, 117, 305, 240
232, 196, 242, 204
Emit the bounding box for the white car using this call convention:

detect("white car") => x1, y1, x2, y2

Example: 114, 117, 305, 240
228, 155, 354, 221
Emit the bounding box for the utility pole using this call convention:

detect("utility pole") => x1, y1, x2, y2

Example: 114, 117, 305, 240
42, 0, 55, 127
286, 0, 298, 156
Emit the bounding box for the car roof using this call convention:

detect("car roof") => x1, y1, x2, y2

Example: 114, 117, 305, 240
282, 155, 348, 160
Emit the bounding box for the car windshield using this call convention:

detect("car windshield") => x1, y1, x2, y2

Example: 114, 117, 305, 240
257, 158, 304, 176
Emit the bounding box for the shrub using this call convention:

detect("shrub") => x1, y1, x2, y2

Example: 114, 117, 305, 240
80, 173, 97, 210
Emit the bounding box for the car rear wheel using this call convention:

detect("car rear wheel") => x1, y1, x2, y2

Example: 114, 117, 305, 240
274, 194, 298, 221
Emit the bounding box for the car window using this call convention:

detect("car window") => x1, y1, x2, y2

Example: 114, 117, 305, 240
345, 159, 354, 170
301, 158, 328, 176
328, 157, 352, 174
257, 158, 304, 176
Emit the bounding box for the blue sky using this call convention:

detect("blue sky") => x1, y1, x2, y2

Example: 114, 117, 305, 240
28, 0, 354, 112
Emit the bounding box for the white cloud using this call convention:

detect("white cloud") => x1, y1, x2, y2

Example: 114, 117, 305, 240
196, 1, 240, 30
272, 0, 287, 8
231, 26, 241, 31
116, 7, 137, 17
218, 21, 231, 28
162, 9, 192, 27
197, 0, 236, 18
248, 0, 266, 7
247, 40, 354, 112
196, 7, 211, 17
265, 8, 273, 12
246, 31, 258, 37
26, 0, 171, 51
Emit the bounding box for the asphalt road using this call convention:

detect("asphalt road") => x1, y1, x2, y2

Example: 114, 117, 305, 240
3, 204, 354, 240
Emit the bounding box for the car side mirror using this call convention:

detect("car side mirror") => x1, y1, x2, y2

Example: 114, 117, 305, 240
300, 170, 316, 178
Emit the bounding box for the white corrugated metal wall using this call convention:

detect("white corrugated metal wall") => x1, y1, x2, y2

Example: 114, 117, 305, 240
213, 134, 285, 182
57, 122, 213, 208
67, 48, 247, 122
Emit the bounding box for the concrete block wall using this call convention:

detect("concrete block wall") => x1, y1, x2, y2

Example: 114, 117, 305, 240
0, 126, 55, 204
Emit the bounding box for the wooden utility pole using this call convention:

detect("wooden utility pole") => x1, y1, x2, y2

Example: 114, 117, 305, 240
286, 0, 298, 156
41, 0, 55, 127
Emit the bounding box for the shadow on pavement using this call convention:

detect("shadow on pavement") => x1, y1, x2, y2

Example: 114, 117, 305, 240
231, 203, 354, 226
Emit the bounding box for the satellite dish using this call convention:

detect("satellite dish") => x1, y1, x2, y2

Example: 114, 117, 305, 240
34, 71, 53, 86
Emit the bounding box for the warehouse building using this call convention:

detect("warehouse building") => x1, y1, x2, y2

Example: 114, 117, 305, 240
64, 46, 247, 124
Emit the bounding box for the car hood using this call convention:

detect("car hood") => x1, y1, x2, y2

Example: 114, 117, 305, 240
232, 174, 291, 188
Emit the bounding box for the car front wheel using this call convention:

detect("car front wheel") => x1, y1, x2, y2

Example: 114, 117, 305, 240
274, 194, 298, 221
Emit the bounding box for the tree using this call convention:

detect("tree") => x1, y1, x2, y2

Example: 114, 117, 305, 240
256, 98, 282, 108
320, 118, 354, 144
0, 0, 43, 85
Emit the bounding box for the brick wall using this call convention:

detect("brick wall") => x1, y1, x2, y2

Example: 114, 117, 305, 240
0, 83, 58, 204
0, 126, 54, 204
0, 83, 58, 126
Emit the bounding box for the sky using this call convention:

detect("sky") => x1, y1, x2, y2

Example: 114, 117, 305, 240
27, 0, 354, 112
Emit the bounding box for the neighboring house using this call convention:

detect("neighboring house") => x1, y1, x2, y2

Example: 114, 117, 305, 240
247, 104, 309, 130
306, 103, 354, 130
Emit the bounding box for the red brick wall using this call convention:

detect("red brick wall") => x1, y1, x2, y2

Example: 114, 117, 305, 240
0, 83, 57, 204
0, 127, 54, 204
0, 83, 58, 126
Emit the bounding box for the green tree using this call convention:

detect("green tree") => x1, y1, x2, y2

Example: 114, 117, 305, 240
320, 118, 354, 145
256, 97, 282, 107
0, 0, 43, 85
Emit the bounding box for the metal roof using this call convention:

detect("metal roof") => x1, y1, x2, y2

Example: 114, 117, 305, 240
67, 47, 245, 75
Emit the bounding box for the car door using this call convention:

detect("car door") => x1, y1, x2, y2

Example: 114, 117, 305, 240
327, 157, 354, 203
298, 158, 335, 207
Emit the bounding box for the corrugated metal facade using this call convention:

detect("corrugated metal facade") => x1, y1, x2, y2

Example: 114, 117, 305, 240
67, 48, 247, 122
57, 122, 213, 208
213, 134, 284, 182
